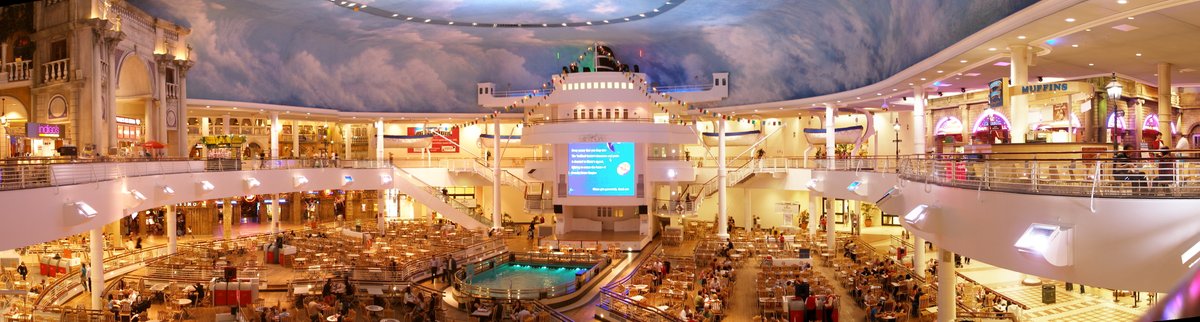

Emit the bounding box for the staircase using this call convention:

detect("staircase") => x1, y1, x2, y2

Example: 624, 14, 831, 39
391, 167, 493, 229
456, 158, 554, 214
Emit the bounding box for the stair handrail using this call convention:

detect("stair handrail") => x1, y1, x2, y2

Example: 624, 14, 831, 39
391, 166, 493, 227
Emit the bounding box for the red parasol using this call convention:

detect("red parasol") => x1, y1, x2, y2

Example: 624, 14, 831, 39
142, 141, 166, 149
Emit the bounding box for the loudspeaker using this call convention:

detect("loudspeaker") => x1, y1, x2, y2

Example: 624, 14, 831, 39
553, 205, 563, 214
638, 205, 648, 214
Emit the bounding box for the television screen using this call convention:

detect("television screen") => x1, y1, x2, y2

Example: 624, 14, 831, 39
567, 142, 635, 196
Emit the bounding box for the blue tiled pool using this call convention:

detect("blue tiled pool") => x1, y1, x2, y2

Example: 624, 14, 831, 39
468, 262, 591, 290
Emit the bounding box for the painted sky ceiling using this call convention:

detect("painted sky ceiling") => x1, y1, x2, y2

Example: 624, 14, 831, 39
129, 0, 1037, 113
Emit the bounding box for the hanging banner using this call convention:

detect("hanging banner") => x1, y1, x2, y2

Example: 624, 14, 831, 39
407, 126, 459, 153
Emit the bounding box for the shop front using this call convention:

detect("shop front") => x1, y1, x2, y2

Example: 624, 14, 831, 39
115, 116, 144, 156
22, 122, 66, 157
201, 135, 245, 170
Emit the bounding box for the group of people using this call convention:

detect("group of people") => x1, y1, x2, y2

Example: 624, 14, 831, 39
429, 254, 458, 284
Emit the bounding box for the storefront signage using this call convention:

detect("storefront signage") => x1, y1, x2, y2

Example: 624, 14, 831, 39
201, 135, 246, 146
26, 123, 63, 138
988, 78, 1006, 108
115, 116, 142, 125
1019, 83, 1069, 94
407, 126, 459, 153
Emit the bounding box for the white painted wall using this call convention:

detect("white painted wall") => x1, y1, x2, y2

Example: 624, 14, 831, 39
812, 169, 1198, 293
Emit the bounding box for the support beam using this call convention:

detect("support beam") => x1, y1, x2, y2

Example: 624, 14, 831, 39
375, 118, 385, 161
272, 193, 281, 234
1158, 63, 1173, 147
1009, 45, 1031, 143
937, 249, 957, 322
914, 235, 926, 278
166, 204, 178, 254
825, 195, 835, 252
223, 198, 233, 239
717, 118, 729, 239
269, 112, 280, 159
807, 193, 818, 238
913, 86, 927, 155
824, 104, 835, 167
89, 229, 104, 310
492, 115, 503, 229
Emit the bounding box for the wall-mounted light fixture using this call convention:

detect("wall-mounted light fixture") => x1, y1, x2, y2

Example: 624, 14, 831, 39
806, 179, 822, 192
64, 201, 98, 225
1014, 223, 1073, 267
902, 204, 932, 230
343, 175, 354, 186
198, 181, 215, 192
245, 178, 261, 190
380, 174, 393, 185
294, 175, 309, 188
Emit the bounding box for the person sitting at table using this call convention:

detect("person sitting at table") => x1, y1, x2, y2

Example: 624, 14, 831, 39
511, 305, 532, 321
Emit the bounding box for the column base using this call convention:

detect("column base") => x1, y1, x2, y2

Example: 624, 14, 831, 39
1021, 275, 1044, 286
716, 233, 730, 240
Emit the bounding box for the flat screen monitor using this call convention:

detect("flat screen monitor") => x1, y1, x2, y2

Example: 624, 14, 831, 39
567, 142, 636, 196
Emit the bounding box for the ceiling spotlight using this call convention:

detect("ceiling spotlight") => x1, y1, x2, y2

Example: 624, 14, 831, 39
1071, 44, 1079, 48
1088, 63, 1095, 66
1065, 18, 1076, 22
959, 60, 968, 63
1117, 0, 1127, 3
1136, 53, 1143, 56
987, 48, 997, 51
1017, 35, 1026, 40
936, 70, 943, 73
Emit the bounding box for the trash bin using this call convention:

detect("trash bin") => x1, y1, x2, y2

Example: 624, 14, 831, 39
1042, 284, 1056, 304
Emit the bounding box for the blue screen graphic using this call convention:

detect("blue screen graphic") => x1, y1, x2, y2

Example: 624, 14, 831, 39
567, 142, 635, 196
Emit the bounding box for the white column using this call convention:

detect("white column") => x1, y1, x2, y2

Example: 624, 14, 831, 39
269, 112, 280, 159
292, 121, 300, 158
0, 125, 7, 158
492, 115, 503, 229
222, 114, 231, 137
1009, 45, 1031, 143
743, 188, 752, 231
89, 229, 104, 309
825, 195, 835, 251
272, 193, 281, 234
807, 193, 819, 237
717, 118, 729, 239
913, 86, 927, 155
937, 249, 957, 322
343, 124, 352, 160
1158, 63, 1173, 147
374, 118, 385, 161
166, 205, 178, 254
175, 72, 190, 157
914, 235, 926, 278
824, 104, 835, 167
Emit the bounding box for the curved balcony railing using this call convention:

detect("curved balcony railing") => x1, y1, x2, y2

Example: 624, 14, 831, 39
896, 154, 1200, 199
0, 157, 391, 191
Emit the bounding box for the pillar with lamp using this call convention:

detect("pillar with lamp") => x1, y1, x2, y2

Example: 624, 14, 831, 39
1104, 73, 1123, 146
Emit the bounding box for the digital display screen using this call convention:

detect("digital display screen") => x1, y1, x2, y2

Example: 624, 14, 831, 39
567, 142, 636, 196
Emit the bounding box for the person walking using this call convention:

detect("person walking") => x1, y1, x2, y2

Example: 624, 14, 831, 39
17, 262, 27, 281
80, 263, 90, 292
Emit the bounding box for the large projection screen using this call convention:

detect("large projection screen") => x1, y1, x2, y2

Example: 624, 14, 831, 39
567, 142, 635, 196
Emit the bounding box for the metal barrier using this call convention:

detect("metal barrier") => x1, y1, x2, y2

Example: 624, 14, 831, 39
898, 155, 1200, 198
453, 251, 609, 300
0, 158, 392, 191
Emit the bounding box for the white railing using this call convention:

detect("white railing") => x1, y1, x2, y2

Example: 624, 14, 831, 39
899, 157, 1200, 198
166, 83, 179, 98
0, 158, 392, 191
3, 60, 32, 82
42, 58, 70, 83
392, 167, 493, 227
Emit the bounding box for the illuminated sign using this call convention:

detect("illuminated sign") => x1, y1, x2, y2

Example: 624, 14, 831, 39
987, 78, 1006, 108
1019, 83, 1069, 94
201, 135, 247, 146
115, 116, 142, 125
26, 123, 63, 138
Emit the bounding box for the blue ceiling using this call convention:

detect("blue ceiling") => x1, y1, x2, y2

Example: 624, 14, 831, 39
130, 0, 1037, 113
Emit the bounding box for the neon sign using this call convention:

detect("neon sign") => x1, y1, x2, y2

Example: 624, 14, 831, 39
26, 123, 63, 138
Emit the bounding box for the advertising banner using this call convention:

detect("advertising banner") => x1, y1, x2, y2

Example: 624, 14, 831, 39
408, 127, 459, 153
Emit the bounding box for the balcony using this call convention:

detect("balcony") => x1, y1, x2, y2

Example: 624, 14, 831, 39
167, 83, 179, 98
42, 58, 70, 83
2, 60, 32, 82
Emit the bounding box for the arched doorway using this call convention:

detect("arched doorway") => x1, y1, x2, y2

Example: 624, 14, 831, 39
933, 116, 964, 153
971, 109, 1011, 144
114, 54, 153, 157
0, 96, 29, 158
